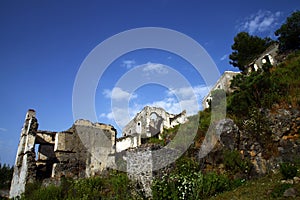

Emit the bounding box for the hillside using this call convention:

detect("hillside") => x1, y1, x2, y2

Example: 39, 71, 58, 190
152, 50, 300, 199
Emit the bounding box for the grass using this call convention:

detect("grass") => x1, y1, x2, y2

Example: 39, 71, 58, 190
209, 172, 300, 200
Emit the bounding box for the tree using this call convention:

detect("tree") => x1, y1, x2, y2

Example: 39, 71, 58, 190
229, 32, 274, 72
0, 163, 14, 189
275, 10, 300, 52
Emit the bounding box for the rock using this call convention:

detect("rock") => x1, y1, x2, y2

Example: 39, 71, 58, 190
281, 179, 294, 184
0, 189, 9, 199
293, 176, 300, 184
216, 119, 239, 150
283, 187, 298, 198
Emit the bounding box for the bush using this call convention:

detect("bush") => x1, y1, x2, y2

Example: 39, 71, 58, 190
21, 171, 142, 200
271, 183, 292, 198
152, 157, 241, 200
152, 171, 235, 200
22, 182, 62, 200
0, 163, 13, 189
279, 162, 298, 180
223, 150, 252, 175
148, 137, 164, 145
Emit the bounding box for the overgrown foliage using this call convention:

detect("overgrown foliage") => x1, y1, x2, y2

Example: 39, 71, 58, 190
228, 51, 300, 119
223, 150, 252, 176
275, 10, 300, 53
152, 157, 243, 200
279, 162, 298, 180
229, 32, 274, 72
0, 163, 13, 189
271, 183, 293, 198
21, 171, 143, 200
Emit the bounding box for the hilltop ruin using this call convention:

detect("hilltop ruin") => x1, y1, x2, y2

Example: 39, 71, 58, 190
9, 107, 187, 198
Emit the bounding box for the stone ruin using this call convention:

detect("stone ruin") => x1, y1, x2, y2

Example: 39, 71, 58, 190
117, 106, 187, 152
9, 109, 117, 198
9, 107, 187, 198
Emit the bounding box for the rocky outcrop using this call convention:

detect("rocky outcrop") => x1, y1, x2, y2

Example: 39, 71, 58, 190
199, 107, 300, 176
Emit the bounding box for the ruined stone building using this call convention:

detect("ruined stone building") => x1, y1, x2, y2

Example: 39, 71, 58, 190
117, 106, 187, 152
246, 43, 278, 73
122, 106, 187, 137
10, 107, 187, 198
202, 71, 240, 109
202, 44, 279, 110
9, 109, 117, 198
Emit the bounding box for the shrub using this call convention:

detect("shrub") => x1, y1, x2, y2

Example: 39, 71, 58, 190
22, 183, 62, 200
20, 171, 142, 200
223, 150, 252, 175
279, 162, 298, 180
148, 137, 164, 145
0, 163, 13, 189
271, 183, 292, 198
152, 157, 240, 200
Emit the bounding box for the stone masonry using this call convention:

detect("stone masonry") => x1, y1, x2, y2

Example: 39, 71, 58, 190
10, 107, 187, 198
9, 109, 117, 199
122, 106, 187, 138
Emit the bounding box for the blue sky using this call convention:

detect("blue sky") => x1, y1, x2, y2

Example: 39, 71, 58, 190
0, 0, 299, 165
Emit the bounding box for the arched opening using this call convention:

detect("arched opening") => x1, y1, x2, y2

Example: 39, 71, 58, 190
149, 112, 163, 136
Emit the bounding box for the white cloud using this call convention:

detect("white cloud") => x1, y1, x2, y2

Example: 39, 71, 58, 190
168, 85, 209, 101
122, 60, 136, 69
0, 128, 7, 132
100, 85, 210, 131
220, 54, 227, 61
142, 62, 169, 75
103, 87, 137, 101
239, 10, 282, 34
99, 107, 136, 128
167, 85, 210, 114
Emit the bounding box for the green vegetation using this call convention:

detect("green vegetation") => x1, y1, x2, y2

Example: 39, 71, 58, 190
228, 50, 300, 120
153, 11, 300, 199
0, 163, 13, 190
223, 149, 252, 176
209, 172, 300, 200
271, 183, 293, 198
21, 171, 144, 200
279, 162, 298, 180
152, 157, 244, 200
275, 10, 300, 53
229, 32, 274, 72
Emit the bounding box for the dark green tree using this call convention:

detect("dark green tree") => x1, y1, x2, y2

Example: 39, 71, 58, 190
0, 163, 13, 189
229, 32, 274, 72
275, 10, 300, 52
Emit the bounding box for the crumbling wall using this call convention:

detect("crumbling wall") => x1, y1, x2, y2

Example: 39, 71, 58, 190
247, 44, 278, 73
10, 107, 187, 198
126, 144, 181, 198
202, 71, 240, 109
10, 109, 38, 198
10, 110, 117, 199
122, 106, 187, 138
116, 134, 141, 152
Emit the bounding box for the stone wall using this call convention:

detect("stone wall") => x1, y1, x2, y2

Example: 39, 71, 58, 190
202, 71, 240, 109
247, 44, 278, 73
10, 107, 188, 198
122, 106, 187, 138
9, 110, 117, 199
126, 144, 181, 198
116, 134, 141, 152
10, 109, 38, 198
